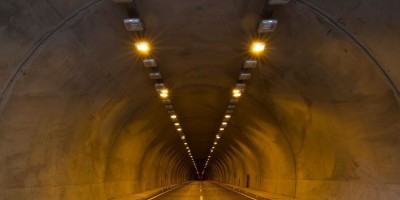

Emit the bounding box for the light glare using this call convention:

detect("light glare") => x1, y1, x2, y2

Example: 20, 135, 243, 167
135, 41, 150, 54
251, 42, 265, 54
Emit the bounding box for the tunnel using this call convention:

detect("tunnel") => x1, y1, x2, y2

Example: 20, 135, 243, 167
1, 0, 400, 199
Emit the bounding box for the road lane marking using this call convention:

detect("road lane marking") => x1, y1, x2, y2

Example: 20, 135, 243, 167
147, 182, 190, 200
220, 186, 257, 200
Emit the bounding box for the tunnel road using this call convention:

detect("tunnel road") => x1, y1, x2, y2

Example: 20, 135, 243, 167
151, 181, 254, 200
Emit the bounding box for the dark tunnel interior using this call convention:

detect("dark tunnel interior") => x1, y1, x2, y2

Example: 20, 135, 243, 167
1, 0, 400, 199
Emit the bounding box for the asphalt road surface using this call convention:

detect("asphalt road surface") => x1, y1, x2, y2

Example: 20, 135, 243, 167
152, 181, 252, 200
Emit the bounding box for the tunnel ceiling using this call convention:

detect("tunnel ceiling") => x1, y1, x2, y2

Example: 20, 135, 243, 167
1, 0, 400, 199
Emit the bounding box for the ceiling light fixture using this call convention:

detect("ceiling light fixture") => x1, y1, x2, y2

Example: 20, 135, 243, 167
243, 59, 257, 68
143, 58, 157, 67
135, 41, 150, 54
238, 72, 251, 80
149, 72, 162, 80
258, 19, 278, 33
124, 18, 144, 31
160, 88, 169, 98
251, 42, 265, 54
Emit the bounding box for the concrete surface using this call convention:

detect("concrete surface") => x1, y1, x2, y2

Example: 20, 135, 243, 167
0, 0, 400, 199
154, 181, 250, 200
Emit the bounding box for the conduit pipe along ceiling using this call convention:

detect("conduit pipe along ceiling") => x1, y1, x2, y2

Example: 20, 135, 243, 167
123, 1, 199, 171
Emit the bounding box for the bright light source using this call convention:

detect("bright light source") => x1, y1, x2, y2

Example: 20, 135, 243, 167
233, 88, 242, 98
135, 41, 150, 54
233, 89, 241, 94
184, 142, 187, 145
181, 135, 185, 140
160, 88, 168, 94
188, 150, 191, 152
160, 89, 168, 98
210, 150, 213, 152
177, 128, 182, 132
258, 19, 278, 33
233, 93, 241, 97
251, 42, 265, 54
214, 142, 217, 145
225, 115, 231, 119
212, 147, 215, 149
170, 115, 177, 119
186, 147, 189, 149
222, 122, 227, 126
216, 135, 220, 139
174, 122, 180, 126
219, 128, 224, 131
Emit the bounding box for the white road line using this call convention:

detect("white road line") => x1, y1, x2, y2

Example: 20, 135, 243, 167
219, 185, 257, 200
147, 182, 189, 200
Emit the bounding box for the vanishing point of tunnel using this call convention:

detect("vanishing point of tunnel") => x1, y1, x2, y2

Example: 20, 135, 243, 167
1, 0, 400, 199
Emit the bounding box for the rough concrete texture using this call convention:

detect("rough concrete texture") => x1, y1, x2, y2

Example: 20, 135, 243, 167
0, 0, 399, 199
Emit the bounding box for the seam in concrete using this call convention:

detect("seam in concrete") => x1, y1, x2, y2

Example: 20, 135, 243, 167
0, 0, 103, 107
296, 0, 400, 103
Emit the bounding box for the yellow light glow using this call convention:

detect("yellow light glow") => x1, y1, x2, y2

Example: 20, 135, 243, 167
159, 88, 168, 98
222, 122, 227, 126
161, 89, 168, 94
214, 142, 217, 145
135, 41, 150, 54
171, 115, 177, 119
181, 135, 185, 140
216, 135, 220, 139
160, 93, 168, 98
225, 115, 231, 119
184, 142, 187, 145
177, 128, 182, 131
219, 128, 224, 131
174, 123, 180, 126
233, 92, 241, 98
251, 42, 265, 54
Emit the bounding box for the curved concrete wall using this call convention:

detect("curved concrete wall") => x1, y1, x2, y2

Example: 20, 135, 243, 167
1, 0, 400, 200
209, 0, 400, 199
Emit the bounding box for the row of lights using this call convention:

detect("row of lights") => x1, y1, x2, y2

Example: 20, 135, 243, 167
115, 0, 198, 172
200, 0, 290, 179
